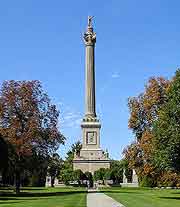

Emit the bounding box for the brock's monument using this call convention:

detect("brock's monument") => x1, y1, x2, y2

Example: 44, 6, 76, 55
73, 17, 110, 174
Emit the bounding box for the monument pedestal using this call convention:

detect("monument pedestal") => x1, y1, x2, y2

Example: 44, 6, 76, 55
73, 119, 110, 174
73, 154, 110, 174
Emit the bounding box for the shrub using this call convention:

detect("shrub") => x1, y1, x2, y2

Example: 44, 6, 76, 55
139, 176, 155, 187
158, 172, 180, 187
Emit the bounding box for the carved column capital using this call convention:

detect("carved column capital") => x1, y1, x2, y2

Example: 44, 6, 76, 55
83, 30, 96, 46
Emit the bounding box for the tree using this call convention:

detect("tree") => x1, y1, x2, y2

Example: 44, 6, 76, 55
27, 151, 49, 187
66, 140, 82, 162
109, 160, 124, 184
94, 168, 108, 185
153, 70, 180, 174
0, 135, 8, 172
59, 168, 74, 185
84, 171, 93, 187
47, 153, 63, 187
73, 169, 84, 185
124, 77, 170, 185
59, 141, 82, 185
0, 80, 65, 193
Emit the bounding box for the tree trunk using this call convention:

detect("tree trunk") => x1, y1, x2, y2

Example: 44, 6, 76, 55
51, 176, 55, 187
14, 171, 21, 194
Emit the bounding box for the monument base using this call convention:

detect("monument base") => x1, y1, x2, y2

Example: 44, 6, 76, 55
73, 148, 110, 174
120, 183, 139, 187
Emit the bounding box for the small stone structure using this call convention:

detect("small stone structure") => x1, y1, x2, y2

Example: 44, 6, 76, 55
45, 176, 65, 187
121, 169, 139, 187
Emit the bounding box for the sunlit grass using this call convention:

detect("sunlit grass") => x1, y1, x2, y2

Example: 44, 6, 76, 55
0, 187, 86, 207
101, 187, 180, 207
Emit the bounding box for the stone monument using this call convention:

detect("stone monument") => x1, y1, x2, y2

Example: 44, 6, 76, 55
121, 168, 139, 187
73, 17, 110, 174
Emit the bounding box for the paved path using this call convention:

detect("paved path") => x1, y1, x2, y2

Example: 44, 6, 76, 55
87, 192, 125, 207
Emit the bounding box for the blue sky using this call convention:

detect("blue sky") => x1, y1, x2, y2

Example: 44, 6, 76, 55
0, 0, 179, 159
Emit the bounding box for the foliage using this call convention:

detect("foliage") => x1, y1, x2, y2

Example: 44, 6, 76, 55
0, 81, 65, 192
66, 140, 82, 162
124, 76, 170, 186
157, 171, 180, 187
84, 171, 93, 187
153, 70, 180, 173
109, 160, 124, 184
93, 161, 126, 185
128, 77, 169, 138
0, 135, 8, 171
27, 151, 49, 187
94, 168, 108, 184
124, 70, 180, 187
73, 169, 84, 185
59, 168, 74, 185
47, 153, 63, 187
139, 176, 155, 187
59, 141, 82, 185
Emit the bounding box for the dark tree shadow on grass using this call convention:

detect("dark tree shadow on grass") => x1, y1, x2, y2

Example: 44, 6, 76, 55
160, 196, 180, 200
0, 201, 23, 205
0, 187, 45, 191
172, 192, 180, 195
21, 188, 46, 191
0, 190, 86, 199
0, 197, 42, 201
100, 190, 142, 194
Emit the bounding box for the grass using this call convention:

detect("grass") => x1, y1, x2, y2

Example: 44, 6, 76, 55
1, 186, 180, 207
101, 187, 180, 207
0, 186, 86, 207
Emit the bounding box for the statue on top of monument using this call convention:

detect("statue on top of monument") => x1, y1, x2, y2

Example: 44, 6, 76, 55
84, 16, 96, 45
88, 16, 94, 28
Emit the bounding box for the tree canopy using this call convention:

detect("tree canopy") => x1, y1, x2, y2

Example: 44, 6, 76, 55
124, 70, 180, 187
0, 80, 65, 192
153, 70, 180, 173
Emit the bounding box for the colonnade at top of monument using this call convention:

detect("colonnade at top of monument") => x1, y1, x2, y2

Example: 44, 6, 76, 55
83, 16, 97, 120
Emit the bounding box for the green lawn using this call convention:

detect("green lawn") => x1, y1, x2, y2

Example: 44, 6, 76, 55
1, 186, 180, 207
101, 187, 180, 207
0, 187, 86, 207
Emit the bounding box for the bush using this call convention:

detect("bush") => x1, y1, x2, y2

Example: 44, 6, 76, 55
30, 174, 39, 187
139, 176, 155, 187
158, 172, 180, 187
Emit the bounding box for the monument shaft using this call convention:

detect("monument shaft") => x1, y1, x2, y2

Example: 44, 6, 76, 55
85, 43, 96, 117
83, 17, 96, 118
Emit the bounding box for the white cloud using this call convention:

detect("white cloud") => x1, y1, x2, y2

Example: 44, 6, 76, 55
56, 102, 82, 130
111, 73, 120, 78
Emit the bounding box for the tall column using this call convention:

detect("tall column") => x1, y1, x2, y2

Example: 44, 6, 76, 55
83, 16, 96, 118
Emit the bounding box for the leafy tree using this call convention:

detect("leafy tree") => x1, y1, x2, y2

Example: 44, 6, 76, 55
0, 81, 65, 193
153, 70, 180, 173
73, 169, 84, 185
84, 171, 93, 187
47, 153, 63, 187
109, 160, 124, 184
124, 77, 170, 185
128, 77, 169, 139
94, 168, 108, 185
28, 151, 49, 187
59, 168, 74, 185
0, 135, 8, 172
66, 140, 82, 162
59, 141, 82, 185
